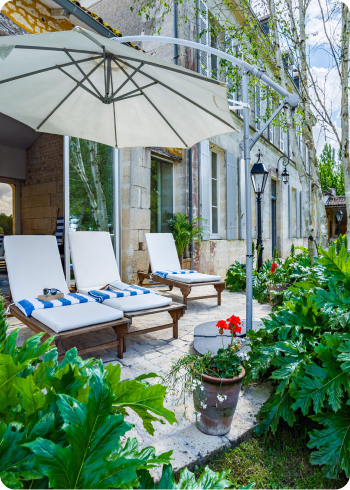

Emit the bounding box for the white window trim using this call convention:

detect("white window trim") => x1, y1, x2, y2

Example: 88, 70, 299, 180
210, 148, 221, 239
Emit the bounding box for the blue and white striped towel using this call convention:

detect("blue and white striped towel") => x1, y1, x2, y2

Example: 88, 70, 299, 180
88, 284, 157, 303
16, 293, 97, 317
154, 270, 197, 279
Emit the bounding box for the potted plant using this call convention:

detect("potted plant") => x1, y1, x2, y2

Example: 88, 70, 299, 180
165, 315, 245, 436
165, 212, 204, 266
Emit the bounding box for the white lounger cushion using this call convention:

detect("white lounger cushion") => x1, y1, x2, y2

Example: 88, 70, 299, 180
32, 302, 123, 333
158, 272, 221, 283
4, 235, 69, 303
69, 232, 121, 291
145, 233, 222, 282
69, 231, 172, 311
103, 294, 171, 312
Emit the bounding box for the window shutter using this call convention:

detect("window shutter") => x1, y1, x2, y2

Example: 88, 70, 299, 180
288, 185, 292, 239
255, 84, 261, 130
239, 157, 246, 239
200, 140, 211, 240
296, 189, 301, 238
198, 0, 209, 77
300, 191, 303, 237
226, 151, 237, 239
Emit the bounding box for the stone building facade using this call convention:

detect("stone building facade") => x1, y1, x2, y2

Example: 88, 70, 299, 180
80, 0, 308, 282
0, 0, 309, 285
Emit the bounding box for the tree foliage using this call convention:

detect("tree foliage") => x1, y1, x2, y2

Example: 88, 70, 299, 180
318, 144, 345, 196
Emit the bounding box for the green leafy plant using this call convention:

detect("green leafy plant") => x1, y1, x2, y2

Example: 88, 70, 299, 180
225, 261, 246, 292
0, 297, 235, 489
166, 213, 205, 257
245, 243, 350, 479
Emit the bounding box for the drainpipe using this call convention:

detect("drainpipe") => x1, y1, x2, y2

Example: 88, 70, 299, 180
173, 0, 178, 64
189, 147, 193, 264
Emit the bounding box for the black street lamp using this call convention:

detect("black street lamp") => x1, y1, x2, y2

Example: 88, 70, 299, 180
277, 155, 290, 185
335, 208, 343, 236
251, 150, 268, 271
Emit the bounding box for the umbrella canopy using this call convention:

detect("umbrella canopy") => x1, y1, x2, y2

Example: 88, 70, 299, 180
0, 28, 237, 148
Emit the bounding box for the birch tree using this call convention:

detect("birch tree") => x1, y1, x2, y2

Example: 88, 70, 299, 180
69, 138, 109, 232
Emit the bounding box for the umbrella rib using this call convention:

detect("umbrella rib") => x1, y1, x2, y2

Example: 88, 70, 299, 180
15, 45, 102, 56
0, 55, 103, 86
112, 53, 221, 85
114, 55, 237, 132
113, 58, 188, 148
57, 66, 103, 101
110, 62, 144, 99
37, 59, 105, 130
63, 49, 103, 99
110, 81, 158, 103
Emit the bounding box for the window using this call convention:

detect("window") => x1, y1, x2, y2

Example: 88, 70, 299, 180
211, 150, 220, 236
150, 158, 173, 233
209, 24, 218, 79
69, 138, 114, 234
255, 84, 261, 130
279, 127, 284, 153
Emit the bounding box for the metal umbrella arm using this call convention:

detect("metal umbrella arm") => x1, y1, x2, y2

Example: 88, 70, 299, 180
112, 35, 300, 109
112, 35, 300, 332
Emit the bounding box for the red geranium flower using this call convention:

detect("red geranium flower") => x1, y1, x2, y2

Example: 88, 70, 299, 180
226, 314, 241, 326
269, 262, 278, 274
231, 325, 242, 334
216, 320, 228, 332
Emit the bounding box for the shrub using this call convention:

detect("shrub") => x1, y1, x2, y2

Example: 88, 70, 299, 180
0, 299, 231, 489
245, 242, 350, 479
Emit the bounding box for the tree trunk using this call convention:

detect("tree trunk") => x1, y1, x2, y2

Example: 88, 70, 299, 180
268, 0, 317, 259
341, 3, 350, 243
88, 141, 109, 232
297, 0, 328, 250
69, 139, 100, 228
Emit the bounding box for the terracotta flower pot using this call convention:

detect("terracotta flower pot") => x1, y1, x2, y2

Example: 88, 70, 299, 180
193, 367, 245, 436
268, 284, 288, 305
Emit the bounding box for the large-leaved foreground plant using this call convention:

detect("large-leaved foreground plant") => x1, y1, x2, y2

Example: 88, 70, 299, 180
246, 242, 350, 479
0, 306, 231, 489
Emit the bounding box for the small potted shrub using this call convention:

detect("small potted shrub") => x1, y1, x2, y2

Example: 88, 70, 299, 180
165, 315, 245, 436
165, 212, 204, 266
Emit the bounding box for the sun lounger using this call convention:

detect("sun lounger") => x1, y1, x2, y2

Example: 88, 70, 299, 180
139, 233, 226, 306
5, 235, 130, 359
68, 231, 186, 349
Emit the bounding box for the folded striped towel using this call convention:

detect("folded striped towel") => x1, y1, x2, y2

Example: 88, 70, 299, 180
16, 293, 97, 318
88, 284, 157, 303
154, 270, 197, 279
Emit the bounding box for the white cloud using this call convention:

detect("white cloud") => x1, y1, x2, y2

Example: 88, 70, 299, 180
0, 184, 13, 216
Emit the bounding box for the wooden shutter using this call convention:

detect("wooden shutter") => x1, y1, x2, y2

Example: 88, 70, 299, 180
225, 32, 234, 106
288, 185, 292, 239
239, 157, 246, 239
296, 189, 301, 238
198, 0, 209, 77
226, 151, 238, 239
200, 140, 211, 240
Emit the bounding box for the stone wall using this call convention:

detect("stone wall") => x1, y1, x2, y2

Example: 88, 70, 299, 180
21, 134, 63, 235
1, 0, 72, 34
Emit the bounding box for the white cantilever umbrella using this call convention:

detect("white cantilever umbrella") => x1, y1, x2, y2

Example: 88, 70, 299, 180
0, 27, 237, 148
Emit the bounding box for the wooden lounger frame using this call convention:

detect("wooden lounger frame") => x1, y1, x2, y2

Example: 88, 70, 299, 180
138, 265, 226, 307
123, 303, 186, 351
9, 305, 130, 360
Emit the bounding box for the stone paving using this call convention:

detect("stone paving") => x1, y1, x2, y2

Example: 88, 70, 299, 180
8, 285, 273, 476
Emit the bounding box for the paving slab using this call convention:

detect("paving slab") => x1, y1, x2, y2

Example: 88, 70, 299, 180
177, 424, 228, 463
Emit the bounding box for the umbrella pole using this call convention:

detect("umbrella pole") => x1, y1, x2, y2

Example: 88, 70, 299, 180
242, 70, 253, 332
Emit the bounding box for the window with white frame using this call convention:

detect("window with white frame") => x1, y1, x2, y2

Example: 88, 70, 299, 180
210, 150, 220, 236
279, 127, 285, 153
255, 83, 261, 130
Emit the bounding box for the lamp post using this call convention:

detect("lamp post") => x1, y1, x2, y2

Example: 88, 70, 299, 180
251, 150, 268, 271
335, 208, 343, 236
